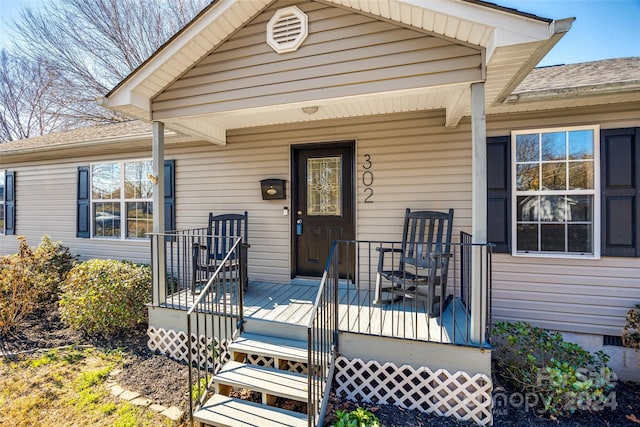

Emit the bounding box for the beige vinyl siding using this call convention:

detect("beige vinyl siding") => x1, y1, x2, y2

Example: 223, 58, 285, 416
3, 103, 637, 337
487, 102, 640, 336
152, 0, 482, 119
0, 151, 153, 264
165, 110, 472, 284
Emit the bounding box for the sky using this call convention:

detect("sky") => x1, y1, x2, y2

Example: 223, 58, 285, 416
0, 0, 639, 67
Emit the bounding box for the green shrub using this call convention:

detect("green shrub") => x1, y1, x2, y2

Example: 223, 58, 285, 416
0, 237, 38, 334
332, 407, 380, 427
191, 377, 208, 402
59, 259, 151, 336
622, 304, 640, 350
493, 321, 616, 415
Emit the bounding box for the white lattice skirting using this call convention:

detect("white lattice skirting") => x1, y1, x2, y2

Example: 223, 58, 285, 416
147, 327, 231, 369
245, 354, 308, 374
335, 357, 493, 426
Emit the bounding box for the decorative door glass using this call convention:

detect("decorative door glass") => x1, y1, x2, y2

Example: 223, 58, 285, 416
307, 156, 342, 216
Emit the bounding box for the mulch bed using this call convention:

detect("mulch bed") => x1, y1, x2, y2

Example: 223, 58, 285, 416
2, 306, 640, 426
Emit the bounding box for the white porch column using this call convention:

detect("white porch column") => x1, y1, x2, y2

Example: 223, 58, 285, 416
470, 82, 487, 344
152, 121, 166, 306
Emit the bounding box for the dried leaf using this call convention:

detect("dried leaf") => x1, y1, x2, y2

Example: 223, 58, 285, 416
626, 414, 640, 425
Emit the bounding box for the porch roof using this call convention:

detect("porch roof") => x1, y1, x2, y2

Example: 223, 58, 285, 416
101, 0, 573, 144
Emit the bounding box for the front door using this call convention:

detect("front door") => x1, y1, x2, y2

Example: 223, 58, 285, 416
293, 141, 354, 277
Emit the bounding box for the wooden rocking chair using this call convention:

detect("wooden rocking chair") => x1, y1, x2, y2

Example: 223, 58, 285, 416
374, 208, 454, 316
192, 212, 248, 293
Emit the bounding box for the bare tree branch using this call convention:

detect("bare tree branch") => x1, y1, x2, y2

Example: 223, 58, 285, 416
0, 0, 208, 142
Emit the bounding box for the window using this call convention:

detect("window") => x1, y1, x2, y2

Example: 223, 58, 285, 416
512, 125, 600, 257
91, 160, 153, 239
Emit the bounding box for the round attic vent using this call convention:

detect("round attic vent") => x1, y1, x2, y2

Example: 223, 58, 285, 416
267, 6, 308, 54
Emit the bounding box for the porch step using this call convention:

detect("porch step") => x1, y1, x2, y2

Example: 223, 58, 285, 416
214, 361, 308, 404
194, 394, 307, 427
229, 333, 308, 366
243, 318, 308, 341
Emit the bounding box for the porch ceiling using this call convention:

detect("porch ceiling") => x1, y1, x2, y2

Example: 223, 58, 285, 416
102, 0, 573, 144
162, 84, 472, 144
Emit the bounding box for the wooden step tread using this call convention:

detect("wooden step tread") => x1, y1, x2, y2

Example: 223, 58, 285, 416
194, 394, 307, 427
229, 333, 308, 363
215, 361, 307, 402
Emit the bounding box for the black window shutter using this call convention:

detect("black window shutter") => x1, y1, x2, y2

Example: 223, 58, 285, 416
601, 128, 640, 257
4, 171, 16, 235
77, 166, 90, 238
487, 136, 511, 253
164, 160, 175, 232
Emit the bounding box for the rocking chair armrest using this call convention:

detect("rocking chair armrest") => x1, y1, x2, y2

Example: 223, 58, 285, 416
192, 243, 207, 262
429, 252, 453, 271
429, 252, 453, 263
376, 247, 402, 253
376, 247, 402, 272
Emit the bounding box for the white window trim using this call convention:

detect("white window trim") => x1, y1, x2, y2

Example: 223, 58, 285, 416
90, 159, 153, 240
0, 169, 4, 235
511, 125, 601, 259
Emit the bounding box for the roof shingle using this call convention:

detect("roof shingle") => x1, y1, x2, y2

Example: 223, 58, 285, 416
514, 57, 640, 94
0, 120, 152, 153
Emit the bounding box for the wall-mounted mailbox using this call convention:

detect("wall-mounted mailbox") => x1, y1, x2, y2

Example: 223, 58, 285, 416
260, 178, 286, 200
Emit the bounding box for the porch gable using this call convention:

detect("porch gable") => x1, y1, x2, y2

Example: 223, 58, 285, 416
102, 0, 571, 143
152, 1, 484, 123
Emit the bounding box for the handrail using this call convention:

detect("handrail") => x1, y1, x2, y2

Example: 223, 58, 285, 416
306, 241, 339, 427
305, 237, 494, 425
187, 237, 243, 316
329, 239, 492, 347
185, 235, 245, 422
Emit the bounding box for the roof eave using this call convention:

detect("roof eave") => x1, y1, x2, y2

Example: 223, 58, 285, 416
0, 128, 196, 158
104, 0, 272, 115
505, 80, 640, 104
488, 17, 574, 105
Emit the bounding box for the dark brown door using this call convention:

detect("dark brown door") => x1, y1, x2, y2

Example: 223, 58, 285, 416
293, 142, 354, 277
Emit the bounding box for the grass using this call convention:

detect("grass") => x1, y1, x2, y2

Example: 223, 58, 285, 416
0, 346, 174, 427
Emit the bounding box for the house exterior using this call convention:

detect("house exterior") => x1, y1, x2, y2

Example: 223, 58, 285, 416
1, 0, 639, 421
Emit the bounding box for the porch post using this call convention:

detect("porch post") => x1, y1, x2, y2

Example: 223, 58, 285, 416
470, 82, 487, 344
152, 121, 166, 306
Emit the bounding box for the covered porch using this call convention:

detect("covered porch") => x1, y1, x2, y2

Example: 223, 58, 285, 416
98, 1, 573, 424
149, 232, 493, 349
100, 0, 572, 357
145, 234, 495, 425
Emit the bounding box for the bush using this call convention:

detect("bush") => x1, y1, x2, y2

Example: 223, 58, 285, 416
0, 236, 75, 334
622, 304, 640, 350
59, 259, 151, 336
493, 321, 616, 415
332, 407, 380, 427
31, 235, 76, 303
0, 237, 38, 334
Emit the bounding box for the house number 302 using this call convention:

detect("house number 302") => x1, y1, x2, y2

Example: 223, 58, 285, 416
363, 154, 374, 203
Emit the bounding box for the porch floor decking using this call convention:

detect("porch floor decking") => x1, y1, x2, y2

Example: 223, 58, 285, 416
161, 280, 477, 346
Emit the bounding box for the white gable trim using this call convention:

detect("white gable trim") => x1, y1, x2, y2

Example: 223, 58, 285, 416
103, 0, 572, 140
105, 0, 271, 119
